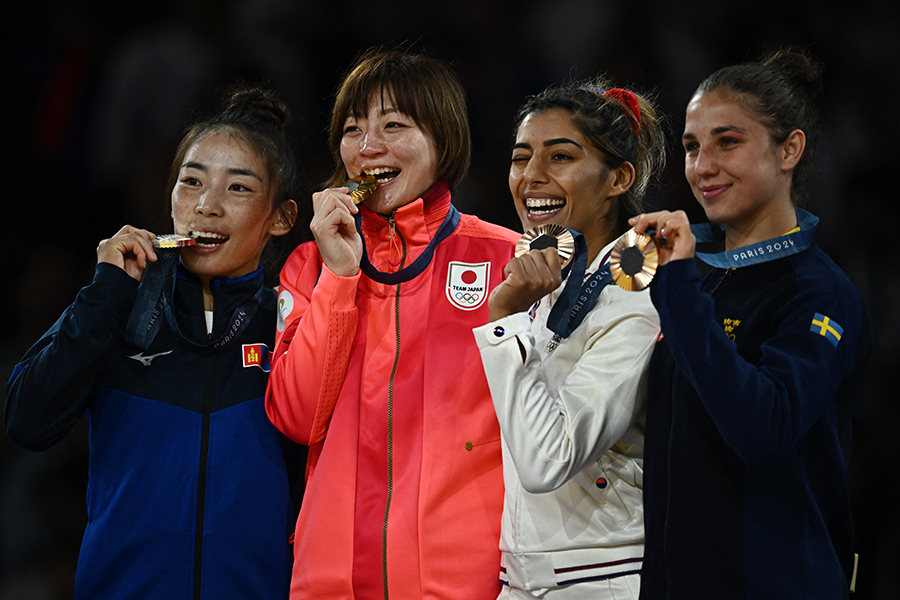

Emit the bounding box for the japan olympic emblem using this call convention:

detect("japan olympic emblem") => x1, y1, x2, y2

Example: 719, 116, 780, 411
446, 261, 489, 311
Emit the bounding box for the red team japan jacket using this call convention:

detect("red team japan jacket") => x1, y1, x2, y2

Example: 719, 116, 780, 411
265, 181, 518, 599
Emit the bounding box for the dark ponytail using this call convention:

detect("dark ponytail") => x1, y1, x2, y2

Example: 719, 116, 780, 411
695, 48, 824, 204
165, 86, 300, 282
513, 78, 667, 234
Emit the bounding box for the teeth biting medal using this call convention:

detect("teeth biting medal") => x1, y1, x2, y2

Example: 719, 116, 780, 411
152, 234, 196, 248
344, 175, 378, 204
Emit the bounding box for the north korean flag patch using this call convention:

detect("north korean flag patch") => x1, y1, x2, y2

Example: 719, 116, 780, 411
242, 343, 271, 372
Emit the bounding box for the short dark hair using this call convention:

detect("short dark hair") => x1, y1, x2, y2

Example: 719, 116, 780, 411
326, 48, 471, 191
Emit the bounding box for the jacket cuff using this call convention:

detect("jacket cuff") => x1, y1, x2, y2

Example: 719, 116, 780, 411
92, 262, 141, 312
473, 312, 532, 349
318, 265, 361, 310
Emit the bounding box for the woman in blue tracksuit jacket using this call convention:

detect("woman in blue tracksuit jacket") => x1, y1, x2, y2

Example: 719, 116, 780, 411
631, 49, 873, 599
5, 87, 300, 599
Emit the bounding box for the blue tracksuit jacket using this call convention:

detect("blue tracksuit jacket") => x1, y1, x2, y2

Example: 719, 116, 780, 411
5, 261, 296, 599
641, 245, 872, 600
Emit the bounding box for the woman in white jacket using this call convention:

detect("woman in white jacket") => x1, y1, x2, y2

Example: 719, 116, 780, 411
474, 79, 666, 599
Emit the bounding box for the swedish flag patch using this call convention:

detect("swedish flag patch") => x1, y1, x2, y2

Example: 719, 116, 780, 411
810, 313, 842, 348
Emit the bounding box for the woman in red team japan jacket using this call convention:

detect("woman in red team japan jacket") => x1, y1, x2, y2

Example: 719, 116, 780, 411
265, 48, 519, 599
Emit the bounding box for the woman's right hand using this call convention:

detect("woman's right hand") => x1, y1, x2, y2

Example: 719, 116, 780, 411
488, 248, 562, 322
310, 187, 363, 277
96, 225, 158, 281
629, 210, 696, 267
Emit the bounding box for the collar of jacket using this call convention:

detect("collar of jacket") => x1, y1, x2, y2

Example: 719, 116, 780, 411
173, 265, 267, 336
357, 180, 452, 272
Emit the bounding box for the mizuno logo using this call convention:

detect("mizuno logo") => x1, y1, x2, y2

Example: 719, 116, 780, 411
127, 350, 173, 367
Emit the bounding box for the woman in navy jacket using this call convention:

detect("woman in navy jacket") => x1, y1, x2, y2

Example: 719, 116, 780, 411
5, 87, 300, 599
631, 49, 872, 599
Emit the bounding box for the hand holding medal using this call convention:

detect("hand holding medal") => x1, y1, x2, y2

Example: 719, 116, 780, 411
516, 224, 664, 292
97, 225, 185, 282
628, 210, 695, 269
309, 176, 377, 277
488, 224, 573, 322
514, 224, 576, 270
608, 227, 662, 291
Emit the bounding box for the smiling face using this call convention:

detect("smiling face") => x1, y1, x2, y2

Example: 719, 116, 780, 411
171, 130, 286, 283
682, 90, 796, 232
510, 108, 622, 261
339, 92, 439, 215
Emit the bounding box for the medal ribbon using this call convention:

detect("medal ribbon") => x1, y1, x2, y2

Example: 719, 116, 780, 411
354, 204, 461, 285
545, 230, 614, 339
125, 249, 264, 352
163, 285, 264, 353
692, 208, 818, 269
125, 247, 179, 350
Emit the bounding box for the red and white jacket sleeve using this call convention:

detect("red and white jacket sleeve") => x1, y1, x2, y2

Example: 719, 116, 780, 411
265, 243, 360, 446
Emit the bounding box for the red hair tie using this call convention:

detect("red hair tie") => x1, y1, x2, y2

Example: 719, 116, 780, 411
602, 88, 641, 135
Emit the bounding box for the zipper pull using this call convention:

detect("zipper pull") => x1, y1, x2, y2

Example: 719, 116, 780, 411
387, 215, 401, 267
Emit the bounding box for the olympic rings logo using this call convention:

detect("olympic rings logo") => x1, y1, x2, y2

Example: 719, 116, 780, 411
454, 291, 481, 305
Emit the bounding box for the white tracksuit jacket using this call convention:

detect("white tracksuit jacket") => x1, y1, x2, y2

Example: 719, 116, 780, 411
474, 239, 660, 594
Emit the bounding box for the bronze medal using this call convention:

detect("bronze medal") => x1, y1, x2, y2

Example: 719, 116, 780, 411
344, 175, 378, 204
515, 224, 576, 270
153, 234, 196, 248
609, 228, 658, 291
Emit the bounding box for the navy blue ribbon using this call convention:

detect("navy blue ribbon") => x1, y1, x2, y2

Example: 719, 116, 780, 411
162, 282, 264, 353
692, 208, 818, 269
125, 248, 179, 350
354, 204, 460, 285
545, 230, 614, 339
125, 250, 264, 352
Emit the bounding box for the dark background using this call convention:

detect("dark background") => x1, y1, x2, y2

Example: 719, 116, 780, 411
2, 0, 898, 597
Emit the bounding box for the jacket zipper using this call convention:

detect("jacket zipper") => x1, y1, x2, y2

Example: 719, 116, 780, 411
193, 333, 213, 599
382, 213, 406, 600
708, 267, 734, 297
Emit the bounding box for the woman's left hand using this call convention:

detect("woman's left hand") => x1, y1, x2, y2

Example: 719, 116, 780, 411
488, 248, 562, 322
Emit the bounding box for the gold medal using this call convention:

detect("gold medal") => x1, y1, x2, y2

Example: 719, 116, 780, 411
344, 175, 377, 204
609, 228, 658, 291
515, 224, 576, 269
153, 234, 196, 248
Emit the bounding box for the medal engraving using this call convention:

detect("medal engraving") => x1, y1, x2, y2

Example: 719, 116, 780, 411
609, 228, 658, 291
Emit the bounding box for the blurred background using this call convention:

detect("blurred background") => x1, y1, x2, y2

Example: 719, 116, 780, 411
2, 0, 897, 597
